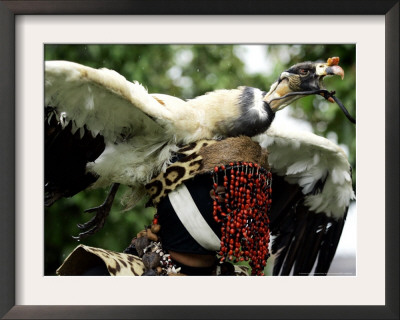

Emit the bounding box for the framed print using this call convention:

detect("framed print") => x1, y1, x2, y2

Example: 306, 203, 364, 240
41, 43, 357, 279
1, 1, 398, 319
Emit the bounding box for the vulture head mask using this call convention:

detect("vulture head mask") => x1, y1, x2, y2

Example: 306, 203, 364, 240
265, 57, 345, 111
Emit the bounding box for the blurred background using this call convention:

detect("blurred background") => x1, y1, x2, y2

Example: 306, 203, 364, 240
44, 44, 356, 275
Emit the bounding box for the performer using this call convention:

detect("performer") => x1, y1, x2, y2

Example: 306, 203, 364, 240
58, 136, 269, 276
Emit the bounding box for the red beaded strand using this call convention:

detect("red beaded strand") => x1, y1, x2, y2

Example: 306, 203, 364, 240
152, 213, 159, 226
212, 162, 272, 276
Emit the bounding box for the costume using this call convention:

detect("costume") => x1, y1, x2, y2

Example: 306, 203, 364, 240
49, 58, 354, 277
57, 136, 272, 276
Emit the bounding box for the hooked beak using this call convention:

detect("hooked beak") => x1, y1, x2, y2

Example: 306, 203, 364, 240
265, 57, 346, 110
316, 57, 345, 80
325, 65, 345, 79
316, 57, 344, 102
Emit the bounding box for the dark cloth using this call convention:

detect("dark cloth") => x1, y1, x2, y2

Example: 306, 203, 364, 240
81, 263, 110, 276
158, 174, 222, 255
173, 260, 217, 276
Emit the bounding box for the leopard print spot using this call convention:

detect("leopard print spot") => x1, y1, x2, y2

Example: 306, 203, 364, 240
179, 153, 200, 163
114, 261, 121, 272
118, 259, 128, 268
178, 142, 197, 153
164, 166, 186, 186
108, 266, 117, 275
145, 180, 163, 198
188, 160, 203, 174
131, 266, 139, 275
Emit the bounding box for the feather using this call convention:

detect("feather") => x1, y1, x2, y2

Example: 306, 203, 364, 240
257, 123, 354, 275
269, 174, 349, 276
45, 61, 179, 194
45, 61, 279, 193
255, 123, 355, 219
45, 60, 354, 275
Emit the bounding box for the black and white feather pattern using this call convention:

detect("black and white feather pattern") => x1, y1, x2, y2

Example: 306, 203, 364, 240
45, 60, 355, 275
45, 61, 178, 190
45, 60, 275, 192
254, 125, 355, 275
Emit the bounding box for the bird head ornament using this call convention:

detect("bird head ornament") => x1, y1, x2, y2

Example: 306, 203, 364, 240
264, 57, 354, 123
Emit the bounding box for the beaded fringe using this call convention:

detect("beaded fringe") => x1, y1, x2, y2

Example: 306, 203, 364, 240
212, 162, 272, 276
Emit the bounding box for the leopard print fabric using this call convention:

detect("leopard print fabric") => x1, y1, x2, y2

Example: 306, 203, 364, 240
57, 244, 249, 276
145, 136, 269, 207
145, 139, 217, 206
56, 244, 145, 276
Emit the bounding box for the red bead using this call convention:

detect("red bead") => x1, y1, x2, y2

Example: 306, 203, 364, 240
214, 166, 272, 276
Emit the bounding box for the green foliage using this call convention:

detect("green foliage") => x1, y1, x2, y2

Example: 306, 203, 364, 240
45, 44, 356, 275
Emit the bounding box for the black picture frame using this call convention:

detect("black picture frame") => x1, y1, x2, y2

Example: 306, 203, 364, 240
1, 1, 398, 319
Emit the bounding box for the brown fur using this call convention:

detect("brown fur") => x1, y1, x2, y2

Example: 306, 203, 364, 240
198, 136, 269, 173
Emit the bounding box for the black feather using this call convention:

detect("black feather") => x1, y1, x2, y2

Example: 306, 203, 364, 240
45, 107, 105, 206
269, 173, 348, 276
279, 206, 309, 275
229, 87, 275, 137
293, 212, 327, 275
315, 210, 347, 274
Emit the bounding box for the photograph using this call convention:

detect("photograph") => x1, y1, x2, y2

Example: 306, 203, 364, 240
1, 2, 398, 318
44, 44, 356, 277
